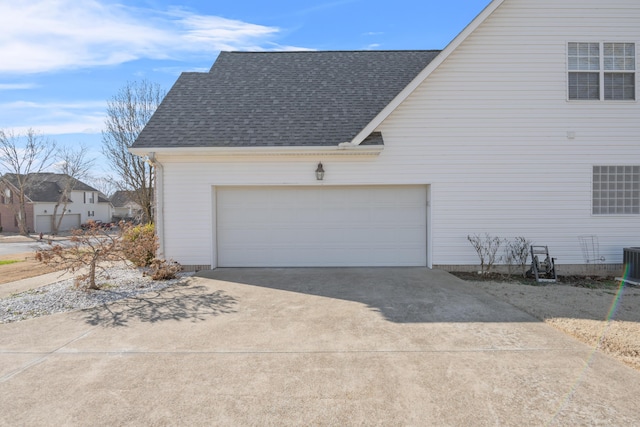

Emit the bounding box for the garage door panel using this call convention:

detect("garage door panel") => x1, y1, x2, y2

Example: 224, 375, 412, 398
372, 206, 423, 222
375, 227, 424, 243
36, 215, 52, 233
217, 186, 427, 267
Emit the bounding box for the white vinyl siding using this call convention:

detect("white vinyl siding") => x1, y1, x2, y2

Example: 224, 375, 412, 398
157, 0, 640, 268
377, 0, 640, 265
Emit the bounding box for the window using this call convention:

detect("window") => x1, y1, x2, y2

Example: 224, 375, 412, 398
593, 166, 640, 215
568, 42, 636, 100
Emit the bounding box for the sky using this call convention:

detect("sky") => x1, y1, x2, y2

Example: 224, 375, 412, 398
0, 0, 491, 177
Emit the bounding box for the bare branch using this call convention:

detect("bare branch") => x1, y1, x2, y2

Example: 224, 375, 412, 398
101, 80, 165, 223
50, 145, 96, 234
86, 176, 118, 199
36, 224, 124, 290
0, 128, 57, 235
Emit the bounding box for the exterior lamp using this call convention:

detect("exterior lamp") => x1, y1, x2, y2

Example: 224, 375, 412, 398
315, 162, 325, 181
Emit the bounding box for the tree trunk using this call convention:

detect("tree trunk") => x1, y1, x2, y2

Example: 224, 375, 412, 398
18, 199, 29, 236
51, 203, 60, 235
88, 256, 99, 290
52, 201, 68, 235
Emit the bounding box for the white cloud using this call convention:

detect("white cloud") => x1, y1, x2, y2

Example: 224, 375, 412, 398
0, 101, 106, 135
0, 1, 306, 74
0, 83, 38, 90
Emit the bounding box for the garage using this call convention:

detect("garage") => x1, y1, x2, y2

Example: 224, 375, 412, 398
216, 186, 427, 267
36, 214, 81, 233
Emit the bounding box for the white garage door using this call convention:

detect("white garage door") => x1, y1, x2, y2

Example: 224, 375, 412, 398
36, 215, 52, 233
58, 214, 81, 231
216, 186, 427, 267
36, 214, 81, 233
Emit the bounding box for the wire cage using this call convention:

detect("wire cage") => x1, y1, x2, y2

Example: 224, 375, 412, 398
578, 235, 605, 274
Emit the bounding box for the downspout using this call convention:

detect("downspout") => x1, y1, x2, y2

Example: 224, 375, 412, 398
146, 152, 165, 259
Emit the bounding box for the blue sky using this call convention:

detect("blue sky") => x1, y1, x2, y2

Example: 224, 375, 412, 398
0, 0, 490, 176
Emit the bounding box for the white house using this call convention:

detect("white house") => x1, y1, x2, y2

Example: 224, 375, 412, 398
130, 0, 640, 273
0, 173, 112, 233
110, 190, 144, 221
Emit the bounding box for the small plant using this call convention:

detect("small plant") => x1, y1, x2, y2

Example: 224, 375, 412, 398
36, 223, 123, 290
145, 259, 182, 280
467, 233, 503, 274
504, 237, 532, 277
120, 222, 158, 267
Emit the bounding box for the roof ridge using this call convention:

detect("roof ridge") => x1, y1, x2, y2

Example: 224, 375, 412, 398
221, 49, 442, 54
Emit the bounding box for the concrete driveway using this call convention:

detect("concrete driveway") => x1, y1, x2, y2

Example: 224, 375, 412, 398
1, 268, 639, 425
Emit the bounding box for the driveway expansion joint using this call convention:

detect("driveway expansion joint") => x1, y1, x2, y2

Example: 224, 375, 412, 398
0, 327, 95, 383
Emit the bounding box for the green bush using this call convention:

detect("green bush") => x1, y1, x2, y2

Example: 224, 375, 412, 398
121, 222, 158, 267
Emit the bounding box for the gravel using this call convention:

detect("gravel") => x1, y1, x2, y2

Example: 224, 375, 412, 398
0, 267, 194, 324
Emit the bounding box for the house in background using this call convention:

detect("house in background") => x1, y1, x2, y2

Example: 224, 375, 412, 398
0, 173, 112, 234
131, 0, 640, 273
110, 190, 143, 221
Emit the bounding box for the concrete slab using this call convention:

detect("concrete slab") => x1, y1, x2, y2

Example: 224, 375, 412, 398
1, 267, 640, 425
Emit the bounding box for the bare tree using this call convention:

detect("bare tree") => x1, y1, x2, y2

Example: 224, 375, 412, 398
504, 236, 532, 277
36, 223, 122, 290
50, 145, 95, 234
467, 233, 503, 275
102, 80, 166, 223
88, 175, 117, 199
0, 128, 56, 235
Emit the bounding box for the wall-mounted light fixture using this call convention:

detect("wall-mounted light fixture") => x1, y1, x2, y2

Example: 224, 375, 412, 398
315, 162, 325, 181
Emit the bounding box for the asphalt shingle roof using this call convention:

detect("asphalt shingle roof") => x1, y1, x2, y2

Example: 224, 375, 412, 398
110, 190, 140, 207
1, 173, 98, 203
132, 50, 440, 148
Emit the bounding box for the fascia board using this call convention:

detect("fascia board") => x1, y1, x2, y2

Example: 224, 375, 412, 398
129, 145, 384, 158
350, 0, 506, 145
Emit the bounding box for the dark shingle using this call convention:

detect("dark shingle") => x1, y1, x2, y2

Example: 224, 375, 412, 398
110, 190, 138, 207
133, 50, 440, 148
1, 173, 98, 202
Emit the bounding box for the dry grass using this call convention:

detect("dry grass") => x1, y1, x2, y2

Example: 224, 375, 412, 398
470, 279, 640, 371
0, 252, 58, 285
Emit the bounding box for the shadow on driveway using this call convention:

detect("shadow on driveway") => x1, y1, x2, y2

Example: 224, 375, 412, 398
84, 281, 238, 327
195, 267, 536, 324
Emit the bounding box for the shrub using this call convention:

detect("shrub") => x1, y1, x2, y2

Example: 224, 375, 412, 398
467, 233, 503, 274
146, 259, 182, 280
120, 222, 157, 267
36, 226, 122, 290
504, 237, 532, 277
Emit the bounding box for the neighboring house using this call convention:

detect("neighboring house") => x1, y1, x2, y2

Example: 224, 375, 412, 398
131, 0, 640, 272
110, 190, 144, 221
0, 173, 112, 234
